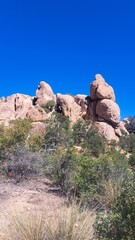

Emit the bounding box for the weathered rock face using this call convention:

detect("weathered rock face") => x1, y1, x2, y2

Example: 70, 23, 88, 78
74, 94, 88, 117
86, 74, 127, 141
95, 122, 119, 142
96, 99, 120, 125
26, 105, 47, 122
0, 77, 128, 141
57, 94, 82, 123
36, 81, 56, 106
90, 74, 115, 101
0, 95, 16, 123
0, 92, 48, 125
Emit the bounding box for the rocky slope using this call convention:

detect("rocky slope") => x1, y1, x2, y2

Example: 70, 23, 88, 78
0, 74, 128, 141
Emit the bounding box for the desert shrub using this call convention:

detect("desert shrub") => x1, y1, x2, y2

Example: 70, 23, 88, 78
95, 180, 135, 240
44, 112, 73, 151
72, 119, 88, 145
129, 151, 135, 172
124, 116, 135, 134
83, 126, 106, 157
42, 148, 131, 207
3, 145, 43, 180
72, 121, 106, 157
28, 133, 45, 152
119, 133, 135, 153
41, 100, 56, 113
0, 119, 31, 153
72, 149, 131, 207
42, 150, 75, 192
1, 202, 95, 240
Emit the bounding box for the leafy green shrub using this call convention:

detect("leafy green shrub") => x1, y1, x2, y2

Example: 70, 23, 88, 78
41, 100, 56, 113
28, 133, 45, 152
72, 119, 88, 145
119, 133, 135, 153
129, 151, 135, 172
83, 126, 106, 157
0, 119, 31, 153
72, 120, 106, 157
95, 180, 135, 240
42, 148, 131, 207
72, 149, 131, 206
44, 112, 73, 151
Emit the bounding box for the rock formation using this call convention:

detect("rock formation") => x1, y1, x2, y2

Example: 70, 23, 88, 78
0, 75, 128, 141
35, 81, 56, 107
86, 74, 127, 141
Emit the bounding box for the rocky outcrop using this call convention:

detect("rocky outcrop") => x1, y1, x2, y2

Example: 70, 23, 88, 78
0, 76, 128, 141
95, 122, 119, 142
26, 105, 47, 122
96, 99, 120, 125
86, 74, 127, 141
90, 74, 115, 101
35, 81, 56, 107
56, 94, 82, 123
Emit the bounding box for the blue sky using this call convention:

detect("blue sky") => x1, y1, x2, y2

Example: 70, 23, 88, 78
0, 0, 135, 119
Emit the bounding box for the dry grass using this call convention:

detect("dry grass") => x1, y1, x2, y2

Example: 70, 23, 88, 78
1, 202, 95, 240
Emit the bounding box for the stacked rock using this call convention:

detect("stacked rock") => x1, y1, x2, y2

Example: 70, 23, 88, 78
86, 74, 126, 141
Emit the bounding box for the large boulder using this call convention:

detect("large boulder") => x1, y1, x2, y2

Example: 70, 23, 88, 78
96, 99, 120, 125
90, 74, 115, 101
95, 122, 119, 142
36, 81, 56, 106
57, 94, 82, 123
26, 105, 47, 122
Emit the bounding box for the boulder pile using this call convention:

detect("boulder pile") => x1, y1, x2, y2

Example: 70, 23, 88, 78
86, 74, 128, 141
0, 74, 128, 141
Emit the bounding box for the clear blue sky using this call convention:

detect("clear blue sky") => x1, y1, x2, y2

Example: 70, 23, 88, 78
0, 0, 135, 119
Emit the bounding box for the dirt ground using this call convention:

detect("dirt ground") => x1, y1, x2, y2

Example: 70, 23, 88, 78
0, 175, 65, 238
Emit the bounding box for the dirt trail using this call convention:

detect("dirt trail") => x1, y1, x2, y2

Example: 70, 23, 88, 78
0, 176, 65, 238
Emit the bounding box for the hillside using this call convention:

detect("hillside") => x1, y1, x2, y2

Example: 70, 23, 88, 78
0, 75, 135, 239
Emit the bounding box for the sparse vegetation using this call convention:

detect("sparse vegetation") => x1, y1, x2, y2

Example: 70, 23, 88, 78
1, 203, 95, 240
0, 114, 135, 239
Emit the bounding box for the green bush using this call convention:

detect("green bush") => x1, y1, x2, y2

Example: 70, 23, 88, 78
83, 126, 106, 157
119, 133, 135, 153
42, 148, 131, 207
44, 112, 73, 151
72, 119, 88, 145
95, 180, 135, 240
72, 149, 131, 206
0, 119, 31, 153
41, 100, 56, 113
28, 133, 45, 152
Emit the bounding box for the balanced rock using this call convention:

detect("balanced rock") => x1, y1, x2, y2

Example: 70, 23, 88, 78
96, 99, 120, 125
90, 74, 115, 101
36, 81, 56, 106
